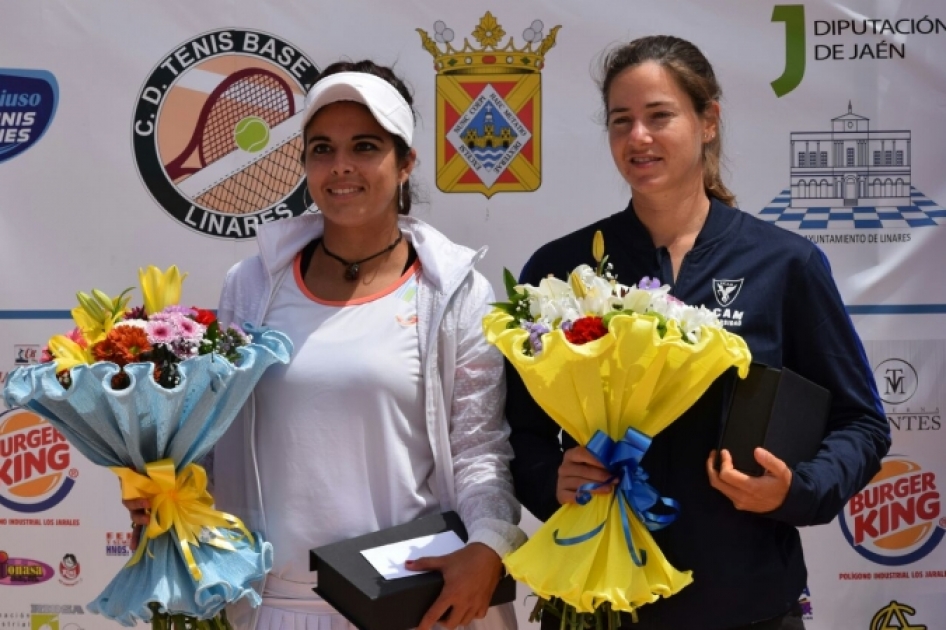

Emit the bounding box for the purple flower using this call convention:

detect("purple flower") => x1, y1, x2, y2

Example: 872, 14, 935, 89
638, 277, 662, 290
227, 324, 252, 345
164, 305, 198, 317
521, 321, 550, 356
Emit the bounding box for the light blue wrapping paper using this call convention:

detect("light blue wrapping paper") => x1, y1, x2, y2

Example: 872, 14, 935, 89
3, 325, 292, 625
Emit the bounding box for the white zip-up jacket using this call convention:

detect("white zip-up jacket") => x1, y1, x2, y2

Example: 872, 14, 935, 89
212, 213, 525, 628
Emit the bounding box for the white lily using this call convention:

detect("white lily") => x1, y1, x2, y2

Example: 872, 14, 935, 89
679, 306, 722, 343
619, 286, 655, 314
574, 266, 616, 316
651, 293, 687, 322
525, 276, 582, 325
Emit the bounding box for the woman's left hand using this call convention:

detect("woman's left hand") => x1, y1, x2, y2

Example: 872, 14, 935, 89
409, 542, 503, 630
707, 448, 792, 513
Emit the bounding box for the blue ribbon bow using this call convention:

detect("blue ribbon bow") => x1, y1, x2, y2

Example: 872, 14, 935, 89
553, 428, 680, 567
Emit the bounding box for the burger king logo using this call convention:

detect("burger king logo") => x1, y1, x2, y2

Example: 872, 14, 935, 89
132, 29, 320, 239
0, 408, 76, 513
839, 457, 944, 566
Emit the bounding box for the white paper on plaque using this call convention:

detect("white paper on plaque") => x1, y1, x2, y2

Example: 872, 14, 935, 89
360, 531, 465, 580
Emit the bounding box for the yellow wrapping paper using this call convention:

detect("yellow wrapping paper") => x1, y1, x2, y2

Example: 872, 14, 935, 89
485, 310, 751, 613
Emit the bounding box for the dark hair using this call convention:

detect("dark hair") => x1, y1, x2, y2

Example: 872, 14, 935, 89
597, 35, 735, 206
303, 60, 418, 214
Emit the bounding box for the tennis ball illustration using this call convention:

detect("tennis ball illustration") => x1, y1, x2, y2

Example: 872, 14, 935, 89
234, 116, 270, 153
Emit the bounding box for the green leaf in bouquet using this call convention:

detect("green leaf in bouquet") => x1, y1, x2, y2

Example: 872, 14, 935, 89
491, 270, 532, 329
199, 320, 221, 356
503, 267, 521, 299
595, 254, 610, 278
652, 312, 668, 339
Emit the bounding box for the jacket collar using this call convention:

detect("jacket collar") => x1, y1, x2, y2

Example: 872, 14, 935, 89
616, 196, 739, 251
254, 212, 482, 294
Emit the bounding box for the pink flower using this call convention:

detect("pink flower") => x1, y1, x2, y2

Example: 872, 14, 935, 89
146, 320, 176, 345
66, 327, 88, 348
176, 316, 205, 340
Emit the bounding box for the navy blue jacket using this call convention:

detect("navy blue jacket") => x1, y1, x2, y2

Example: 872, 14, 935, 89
506, 199, 890, 629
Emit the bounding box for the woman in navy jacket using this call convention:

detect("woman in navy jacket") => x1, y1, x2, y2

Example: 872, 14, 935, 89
506, 35, 890, 630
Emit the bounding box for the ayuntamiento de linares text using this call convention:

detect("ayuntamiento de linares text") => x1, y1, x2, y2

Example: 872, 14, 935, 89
805, 233, 912, 244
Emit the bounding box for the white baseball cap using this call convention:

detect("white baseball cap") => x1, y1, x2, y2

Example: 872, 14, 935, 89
301, 71, 414, 145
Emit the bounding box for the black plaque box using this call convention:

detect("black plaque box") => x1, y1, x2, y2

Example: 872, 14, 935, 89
718, 363, 832, 476
310, 511, 516, 630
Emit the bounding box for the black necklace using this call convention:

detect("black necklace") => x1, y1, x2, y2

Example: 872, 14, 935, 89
319, 231, 403, 281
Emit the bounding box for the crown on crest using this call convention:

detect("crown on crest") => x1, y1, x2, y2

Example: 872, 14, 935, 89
417, 12, 560, 75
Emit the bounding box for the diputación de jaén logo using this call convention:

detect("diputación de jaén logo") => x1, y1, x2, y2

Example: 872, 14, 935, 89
839, 456, 944, 566
0, 69, 58, 165
132, 29, 320, 239
0, 408, 76, 513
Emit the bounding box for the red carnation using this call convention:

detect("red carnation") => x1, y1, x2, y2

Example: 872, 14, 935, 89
564, 316, 608, 345
192, 308, 216, 326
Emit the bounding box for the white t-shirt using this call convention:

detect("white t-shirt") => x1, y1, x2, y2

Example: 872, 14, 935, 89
254, 253, 436, 594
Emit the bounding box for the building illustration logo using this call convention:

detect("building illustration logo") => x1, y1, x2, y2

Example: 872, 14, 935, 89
418, 12, 559, 197
760, 103, 946, 229
132, 29, 320, 239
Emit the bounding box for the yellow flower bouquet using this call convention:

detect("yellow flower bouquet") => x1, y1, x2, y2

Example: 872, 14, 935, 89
484, 233, 751, 627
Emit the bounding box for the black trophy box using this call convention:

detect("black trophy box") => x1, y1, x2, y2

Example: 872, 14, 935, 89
310, 511, 515, 630
718, 362, 831, 476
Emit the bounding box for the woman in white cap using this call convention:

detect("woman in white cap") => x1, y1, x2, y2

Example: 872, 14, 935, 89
128, 60, 524, 630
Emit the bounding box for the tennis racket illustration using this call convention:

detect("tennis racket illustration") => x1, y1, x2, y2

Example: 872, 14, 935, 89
191, 135, 305, 214
164, 67, 306, 214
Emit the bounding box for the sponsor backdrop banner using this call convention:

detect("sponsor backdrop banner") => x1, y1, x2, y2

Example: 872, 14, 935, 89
1, 1, 944, 628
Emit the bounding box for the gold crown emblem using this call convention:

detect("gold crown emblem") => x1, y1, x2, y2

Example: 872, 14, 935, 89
417, 12, 560, 75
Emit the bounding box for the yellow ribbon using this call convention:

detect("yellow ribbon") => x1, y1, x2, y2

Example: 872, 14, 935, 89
111, 459, 254, 582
